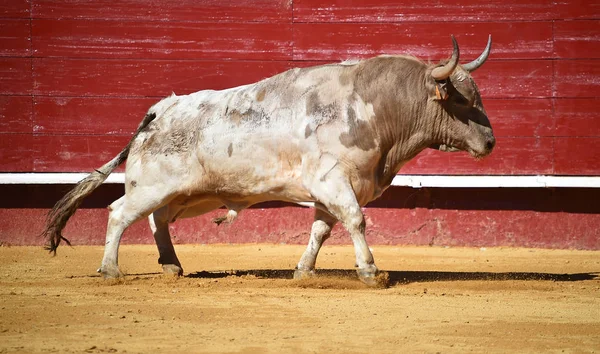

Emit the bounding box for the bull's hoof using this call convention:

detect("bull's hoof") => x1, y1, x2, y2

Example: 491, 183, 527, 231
357, 269, 389, 288
162, 264, 184, 277
293, 269, 316, 280
99, 265, 124, 279
212, 216, 226, 226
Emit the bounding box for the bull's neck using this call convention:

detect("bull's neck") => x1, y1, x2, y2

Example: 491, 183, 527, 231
375, 98, 434, 187
352, 56, 438, 188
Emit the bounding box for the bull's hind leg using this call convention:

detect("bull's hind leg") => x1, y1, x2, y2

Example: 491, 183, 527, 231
294, 208, 337, 279
99, 191, 173, 279
149, 200, 224, 276
149, 206, 183, 276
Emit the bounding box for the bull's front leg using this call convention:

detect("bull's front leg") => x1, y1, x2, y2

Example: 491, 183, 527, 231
294, 208, 337, 279
305, 168, 385, 287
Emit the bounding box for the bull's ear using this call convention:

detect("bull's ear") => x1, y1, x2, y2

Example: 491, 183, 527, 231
435, 81, 449, 100
427, 78, 449, 101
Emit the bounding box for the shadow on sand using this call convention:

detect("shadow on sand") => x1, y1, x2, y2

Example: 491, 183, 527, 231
186, 269, 598, 286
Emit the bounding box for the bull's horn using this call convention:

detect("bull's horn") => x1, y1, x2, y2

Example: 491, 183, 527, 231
463, 35, 492, 72
431, 35, 459, 81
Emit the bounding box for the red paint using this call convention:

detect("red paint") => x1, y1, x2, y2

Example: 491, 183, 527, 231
0, 0, 30, 18
32, 58, 294, 97
554, 20, 600, 59
554, 60, 600, 98
1, 0, 600, 250
401, 137, 553, 175
555, 99, 600, 137
293, 22, 552, 61
0, 58, 32, 95
0, 96, 32, 134
0, 136, 554, 174
28, 58, 556, 100
553, 0, 600, 20
31, 135, 130, 172
554, 137, 600, 175
0, 134, 34, 172
32, 20, 293, 60
32, 0, 292, 22
2, 195, 599, 250
293, 0, 555, 22
33, 97, 157, 135
473, 61, 553, 99
484, 99, 554, 137
31, 98, 556, 139
0, 19, 31, 57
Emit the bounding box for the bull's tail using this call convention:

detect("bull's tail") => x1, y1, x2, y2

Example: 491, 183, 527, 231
42, 112, 157, 254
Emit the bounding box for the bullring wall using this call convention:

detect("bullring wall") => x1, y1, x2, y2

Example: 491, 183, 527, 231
0, 1, 599, 248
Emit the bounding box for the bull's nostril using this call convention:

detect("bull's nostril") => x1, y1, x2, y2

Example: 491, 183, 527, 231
486, 138, 496, 151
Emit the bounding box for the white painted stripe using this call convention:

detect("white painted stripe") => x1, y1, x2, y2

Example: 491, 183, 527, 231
0, 173, 599, 188
0, 173, 125, 184
391, 175, 600, 188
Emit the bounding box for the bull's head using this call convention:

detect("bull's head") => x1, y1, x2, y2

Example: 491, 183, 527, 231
428, 35, 495, 159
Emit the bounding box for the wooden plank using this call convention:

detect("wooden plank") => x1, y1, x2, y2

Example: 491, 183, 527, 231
0, 96, 32, 134
0, 19, 31, 57
554, 59, 600, 98
279, 60, 552, 99
293, 22, 552, 61
0, 58, 32, 95
33, 97, 156, 135
471, 60, 553, 99
32, 0, 292, 22
32, 58, 552, 99
400, 137, 553, 175
0, 134, 33, 172
555, 98, 600, 137
553, 0, 600, 20
27, 135, 553, 175
4, 186, 599, 248
485, 99, 554, 137
33, 98, 555, 138
32, 58, 293, 97
32, 20, 292, 60
32, 135, 131, 172
293, 0, 554, 22
554, 20, 600, 59
554, 137, 600, 175
0, 0, 30, 18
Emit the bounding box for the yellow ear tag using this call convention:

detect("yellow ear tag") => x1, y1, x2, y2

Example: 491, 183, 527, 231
435, 83, 448, 100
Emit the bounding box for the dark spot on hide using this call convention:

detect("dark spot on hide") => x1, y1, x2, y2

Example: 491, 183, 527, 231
305, 124, 313, 138
228, 108, 270, 125
229, 109, 244, 125
227, 143, 233, 157
142, 127, 197, 156
306, 92, 338, 122
225, 109, 242, 125
256, 89, 266, 102
130, 180, 137, 187
339, 106, 377, 151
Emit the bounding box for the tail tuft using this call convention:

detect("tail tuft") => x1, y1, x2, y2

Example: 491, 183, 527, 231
41, 111, 158, 253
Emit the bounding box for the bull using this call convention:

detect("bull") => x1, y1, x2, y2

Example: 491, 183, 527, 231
43, 35, 494, 286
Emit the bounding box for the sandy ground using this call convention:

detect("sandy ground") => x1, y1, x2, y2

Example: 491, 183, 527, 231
0, 244, 599, 353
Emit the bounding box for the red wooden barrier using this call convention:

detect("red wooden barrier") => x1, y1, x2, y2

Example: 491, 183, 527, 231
32, 0, 292, 22
1, 0, 599, 248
